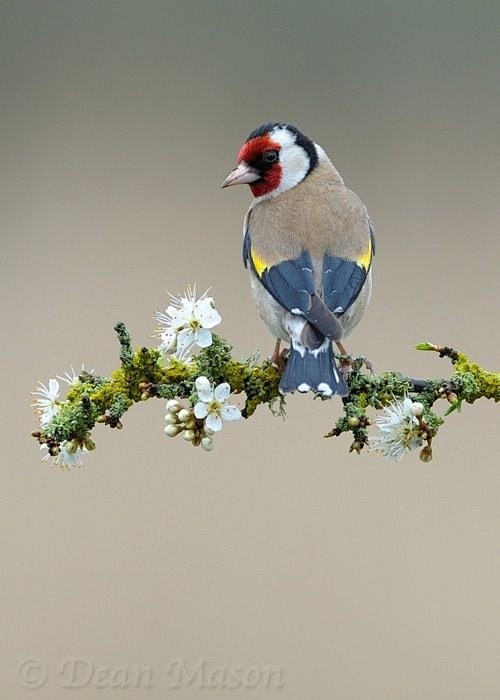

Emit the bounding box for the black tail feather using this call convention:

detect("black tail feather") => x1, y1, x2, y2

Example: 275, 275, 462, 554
279, 341, 348, 397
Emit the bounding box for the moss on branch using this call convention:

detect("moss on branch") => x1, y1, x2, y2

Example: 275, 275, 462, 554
31, 325, 499, 464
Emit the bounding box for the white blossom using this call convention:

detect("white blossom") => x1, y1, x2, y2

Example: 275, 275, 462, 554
369, 396, 423, 462
57, 366, 79, 387
155, 285, 221, 356
57, 364, 94, 387
40, 442, 87, 469
31, 378, 61, 427
193, 376, 241, 433
32, 365, 95, 428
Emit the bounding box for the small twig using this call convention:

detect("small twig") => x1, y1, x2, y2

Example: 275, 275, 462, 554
114, 322, 133, 367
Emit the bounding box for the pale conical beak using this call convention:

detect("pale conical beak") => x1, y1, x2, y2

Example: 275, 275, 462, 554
221, 162, 260, 188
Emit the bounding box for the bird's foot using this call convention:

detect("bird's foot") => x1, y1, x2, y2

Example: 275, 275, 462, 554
362, 357, 374, 373
335, 342, 374, 375
338, 357, 354, 381
270, 340, 281, 366
270, 341, 289, 373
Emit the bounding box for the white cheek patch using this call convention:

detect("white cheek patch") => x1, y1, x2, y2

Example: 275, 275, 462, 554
276, 144, 309, 195
251, 126, 310, 201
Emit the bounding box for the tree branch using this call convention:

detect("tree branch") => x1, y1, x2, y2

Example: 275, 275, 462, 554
31, 324, 499, 465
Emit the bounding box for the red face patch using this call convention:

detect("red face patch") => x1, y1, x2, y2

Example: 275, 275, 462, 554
237, 135, 278, 164
237, 135, 282, 197
250, 164, 282, 197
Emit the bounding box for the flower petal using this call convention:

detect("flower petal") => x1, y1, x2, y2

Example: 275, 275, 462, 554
409, 436, 423, 450
194, 401, 208, 419
48, 378, 60, 398
195, 328, 213, 348
165, 304, 190, 327
196, 302, 222, 329
205, 412, 223, 432
55, 443, 86, 468
177, 328, 194, 350
195, 376, 213, 402
214, 382, 231, 402
159, 329, 177, 353
402, 397, 414, 413
39, 406, 59, 426
220, 404, 241, 422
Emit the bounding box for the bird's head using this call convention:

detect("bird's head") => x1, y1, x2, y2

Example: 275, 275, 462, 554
222, 122, 319, 199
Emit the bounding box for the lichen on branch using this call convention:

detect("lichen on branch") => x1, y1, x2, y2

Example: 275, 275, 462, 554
31, 288, 499, 468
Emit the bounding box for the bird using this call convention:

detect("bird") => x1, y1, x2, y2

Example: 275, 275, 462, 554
222, 122, 374, 397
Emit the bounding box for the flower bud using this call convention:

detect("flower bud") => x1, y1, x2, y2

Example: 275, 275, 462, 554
166, 399, 181, 413
184, 418, 196, 430
164, 424, 180, 437
84, 437, 96, 451
140, 391, 149, 401
164, 413, 178, 425
65, 440, 78, 454
183, 429, 195, 442
419, 445, 433, 462
411, 401, 424, 417
347, 416, 360, 428
201, 436, 213, 451
178, 408, 192, 423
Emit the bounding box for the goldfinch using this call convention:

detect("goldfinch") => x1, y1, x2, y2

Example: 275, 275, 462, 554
222, 122, 374, 397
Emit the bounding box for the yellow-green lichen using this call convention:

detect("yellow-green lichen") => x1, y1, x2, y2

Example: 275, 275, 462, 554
32, 324, 500, 463
454, 353, 500, 402
243, 362, 281, 417
224, 360, 247, 393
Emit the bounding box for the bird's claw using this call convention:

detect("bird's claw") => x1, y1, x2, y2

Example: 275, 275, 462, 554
337, 354, 374, 377
270, 347, 289, 373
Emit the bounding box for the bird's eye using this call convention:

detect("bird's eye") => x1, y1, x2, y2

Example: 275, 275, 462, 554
263, 150, 279, 163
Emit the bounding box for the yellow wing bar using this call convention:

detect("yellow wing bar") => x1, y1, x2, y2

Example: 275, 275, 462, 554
357, 235, 373, 271
250, 249, 268, 277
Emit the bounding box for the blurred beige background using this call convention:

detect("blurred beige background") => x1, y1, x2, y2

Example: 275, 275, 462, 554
2, 1, 499, 698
